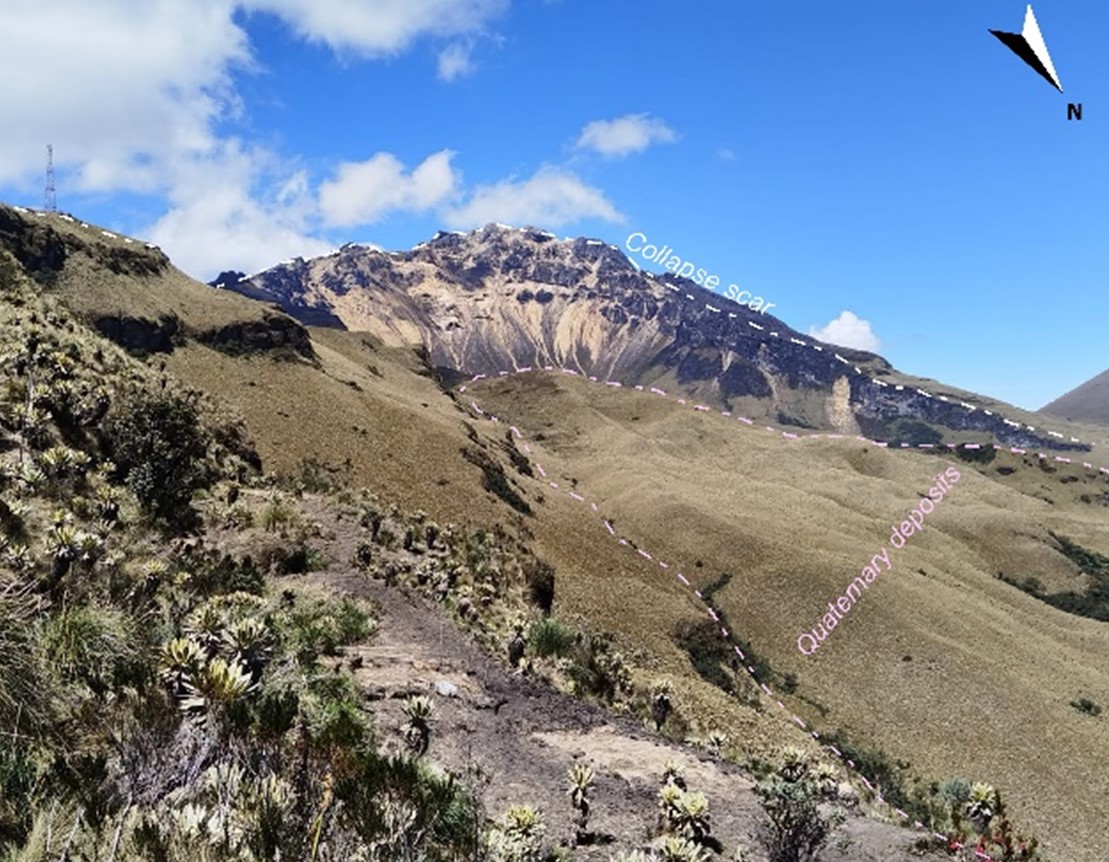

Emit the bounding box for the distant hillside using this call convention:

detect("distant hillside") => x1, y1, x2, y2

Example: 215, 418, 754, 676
1040, 368, 1109, 426
229, 224, 1091, 455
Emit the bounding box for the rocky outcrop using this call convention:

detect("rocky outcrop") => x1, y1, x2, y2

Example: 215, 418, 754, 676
195, 313, 315, 362
92, 313, 182, 355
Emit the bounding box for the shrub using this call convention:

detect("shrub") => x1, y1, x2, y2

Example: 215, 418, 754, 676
528, 617, 578, 658
486, 805, 545, 862
36, 603, 144, 697
260, 495, 295, 533
402, 694, 435, 756
754, 748, 845, 862
524, 559, 555, 613
567, 763, 594, 844
1070, 697, 1101, 717
103, 389, 212, 524
0, 579, 50, 737
282, 596, 374, 666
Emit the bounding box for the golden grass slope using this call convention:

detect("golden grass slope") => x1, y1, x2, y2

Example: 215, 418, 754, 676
471, 373, 1109, 862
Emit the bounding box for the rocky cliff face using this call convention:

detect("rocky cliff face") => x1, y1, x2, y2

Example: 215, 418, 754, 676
230, 224, 1082, 452
234, 225, 886, 398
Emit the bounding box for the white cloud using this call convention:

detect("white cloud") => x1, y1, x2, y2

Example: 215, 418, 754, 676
575, 113, 676, 157
716, 147, 736, 161
0, 0, 251, 191
242, 0, 508, 57
318, 151, 459, 227
437, 42, 475, 81
443, 167, 623, 229
146, 142, 332, 279
808, 311, 882, 352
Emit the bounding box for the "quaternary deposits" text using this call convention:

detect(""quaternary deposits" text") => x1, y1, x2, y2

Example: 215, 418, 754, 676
796, 466, 961, 656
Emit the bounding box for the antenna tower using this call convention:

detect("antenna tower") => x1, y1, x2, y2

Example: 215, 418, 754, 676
44, 144, 57, 212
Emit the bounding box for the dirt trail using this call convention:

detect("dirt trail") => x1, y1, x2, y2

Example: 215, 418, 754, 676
282, 496, 946, 861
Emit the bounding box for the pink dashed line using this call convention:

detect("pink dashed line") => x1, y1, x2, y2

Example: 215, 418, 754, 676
591, 502, 598, 512
677, 398, 687, 405
1055, 456, 1071, 463
760, 683, 773, 696
509, 426, 523, 438
549, 481, 559, 489
604, 521, 615, 535
694, 404, 710, 412
677, 573, 690, 586
650, 387, 666, 395
791, 715, 807, 729
569, 492, 585, 502
782, 432, 798, 439
1011, 447, 1026, 454
535, 464, 547, 477
459, 385, 467, 393
523, 444, 532, 453
638, 549, 653, 560
659, 561, 669, 569
470, 402, 484, 415
737, 417, 754, 425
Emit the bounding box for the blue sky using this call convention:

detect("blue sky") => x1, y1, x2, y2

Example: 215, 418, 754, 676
1, 1, 1105, 411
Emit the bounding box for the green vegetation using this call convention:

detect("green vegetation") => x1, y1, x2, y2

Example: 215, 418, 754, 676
0, 267, 484, 861
1070, 697, 1102, 717
102, 388, 213, 526
951, 444, 998, 465
820, 728, 915, 815
753, 747, 846, 862
528, 616, 578, 658
886, 419, 943, 449
672, 572, 791, 707
999, 531, 1109, 622
461, 445, 532, 515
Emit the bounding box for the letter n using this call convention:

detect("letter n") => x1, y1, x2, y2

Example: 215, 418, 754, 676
1068, 103, 1083, 121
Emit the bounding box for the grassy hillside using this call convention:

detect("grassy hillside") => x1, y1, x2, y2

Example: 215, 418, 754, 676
468, 372, 1109, 862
